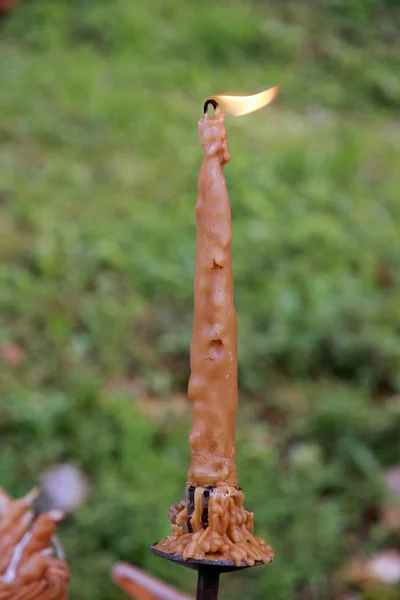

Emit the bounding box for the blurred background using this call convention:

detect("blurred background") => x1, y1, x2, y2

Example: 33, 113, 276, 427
1, 1, 399, 599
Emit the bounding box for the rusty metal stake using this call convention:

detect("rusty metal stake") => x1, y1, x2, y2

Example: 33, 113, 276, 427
196, 566, 220, 600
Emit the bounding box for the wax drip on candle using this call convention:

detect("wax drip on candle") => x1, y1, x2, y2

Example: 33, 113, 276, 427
154, 103, 274, 567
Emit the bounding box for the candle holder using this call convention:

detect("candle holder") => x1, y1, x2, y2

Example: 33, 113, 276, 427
149, 545, 268, 600
150, 95, 277, 600
0, 488, 70, 600
150, 484, 272, 600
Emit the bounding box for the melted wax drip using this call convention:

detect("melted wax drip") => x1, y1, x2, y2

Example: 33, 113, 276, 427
0, 488, 69, 600
156, 486, 273, 566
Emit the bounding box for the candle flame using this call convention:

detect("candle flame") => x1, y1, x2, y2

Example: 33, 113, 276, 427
209, 86, 279, 117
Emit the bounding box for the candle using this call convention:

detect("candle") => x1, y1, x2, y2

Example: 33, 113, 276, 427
0, 487, 69, 600
155, 90, 277, 567
187, 101, 238, 490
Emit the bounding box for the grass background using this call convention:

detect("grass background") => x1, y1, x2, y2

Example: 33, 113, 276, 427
0, 1, 399, 599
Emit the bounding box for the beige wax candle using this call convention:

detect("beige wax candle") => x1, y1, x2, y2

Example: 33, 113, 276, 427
155, 100, 276, 567
187, 103, 238, 489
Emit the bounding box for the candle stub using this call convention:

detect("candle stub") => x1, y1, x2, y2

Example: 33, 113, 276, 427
155, 106, 273, 567
0, 487, 69, 600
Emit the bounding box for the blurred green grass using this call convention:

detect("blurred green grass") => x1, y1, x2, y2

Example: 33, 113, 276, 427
0, 1, 400, 599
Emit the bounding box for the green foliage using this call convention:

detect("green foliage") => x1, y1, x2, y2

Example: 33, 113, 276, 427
0, 1, 399, 599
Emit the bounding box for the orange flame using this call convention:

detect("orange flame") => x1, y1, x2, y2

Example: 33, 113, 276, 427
209, 86, 279, 117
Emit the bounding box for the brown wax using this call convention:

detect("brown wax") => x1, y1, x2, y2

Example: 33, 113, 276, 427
0, 488, 69, 600
155, 485, 273, 567
155, 108, 273, 567
187, 107, 238, 488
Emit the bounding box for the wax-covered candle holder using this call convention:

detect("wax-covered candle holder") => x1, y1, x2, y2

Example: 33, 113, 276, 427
152, 95, 277, 599
0, 487, 69, 600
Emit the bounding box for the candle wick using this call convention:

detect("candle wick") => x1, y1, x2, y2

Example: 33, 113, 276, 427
203, 98, 219, 116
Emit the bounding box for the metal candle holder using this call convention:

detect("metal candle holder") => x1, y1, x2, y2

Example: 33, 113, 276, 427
150, 545, 269, 600
150, 98, 274, 600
